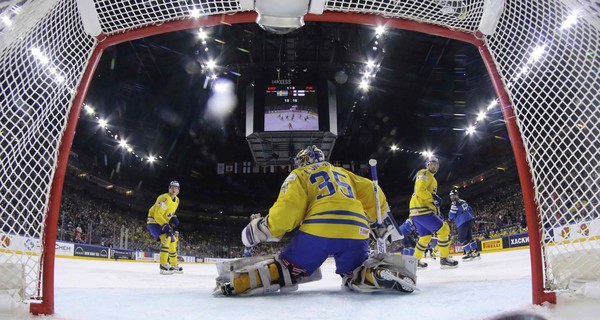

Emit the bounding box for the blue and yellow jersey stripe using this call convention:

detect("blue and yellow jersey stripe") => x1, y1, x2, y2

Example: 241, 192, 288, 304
266, 162, 387, 240
409, 169, 438, 217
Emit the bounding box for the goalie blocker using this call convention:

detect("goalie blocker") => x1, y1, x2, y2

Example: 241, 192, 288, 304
214, 253, 417, 296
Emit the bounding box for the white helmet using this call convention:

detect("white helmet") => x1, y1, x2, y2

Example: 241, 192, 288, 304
169, 181, 180, 189
294, 145, 325, 168
449, 190, 458, 197
425, 156, 439, 166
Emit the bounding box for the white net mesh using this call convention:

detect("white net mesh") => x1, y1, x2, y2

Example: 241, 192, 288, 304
0, 0, 597, 308
484, 0, 599, 290
0, 0, 96, 303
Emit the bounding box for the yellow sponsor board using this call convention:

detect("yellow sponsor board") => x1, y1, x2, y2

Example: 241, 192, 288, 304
481, 239, 503, 251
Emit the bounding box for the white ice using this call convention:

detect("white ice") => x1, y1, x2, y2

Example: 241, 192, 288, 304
264, 111, 318, 131
3, 249, 600, 320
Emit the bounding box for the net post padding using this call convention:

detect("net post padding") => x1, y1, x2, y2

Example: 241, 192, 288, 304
478, 46, 556, 305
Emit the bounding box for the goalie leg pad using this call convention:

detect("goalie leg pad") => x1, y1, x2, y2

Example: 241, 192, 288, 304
345, 254, 418, 293
214, 256, 321, 296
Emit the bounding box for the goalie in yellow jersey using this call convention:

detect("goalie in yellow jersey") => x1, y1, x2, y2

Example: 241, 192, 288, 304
215, 146, 418, 296
147, 180, 181, 275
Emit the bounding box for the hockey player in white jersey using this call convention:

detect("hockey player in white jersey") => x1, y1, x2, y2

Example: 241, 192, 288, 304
214, 145, 417, 296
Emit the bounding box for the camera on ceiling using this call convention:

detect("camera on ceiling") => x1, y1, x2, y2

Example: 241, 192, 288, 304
239, 0, 325, 35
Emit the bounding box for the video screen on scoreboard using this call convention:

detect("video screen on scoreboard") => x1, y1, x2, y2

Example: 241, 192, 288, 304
264, 85, 319, 131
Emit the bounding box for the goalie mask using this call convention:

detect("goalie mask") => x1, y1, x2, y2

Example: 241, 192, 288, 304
294, 145, 324, 168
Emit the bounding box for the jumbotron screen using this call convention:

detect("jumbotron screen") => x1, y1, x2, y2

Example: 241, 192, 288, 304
264, 85, 318, 131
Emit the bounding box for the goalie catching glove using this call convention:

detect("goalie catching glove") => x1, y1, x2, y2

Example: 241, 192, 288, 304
242, 214, 280, 247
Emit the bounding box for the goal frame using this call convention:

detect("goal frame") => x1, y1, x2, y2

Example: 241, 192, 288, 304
30, 11, 556, 315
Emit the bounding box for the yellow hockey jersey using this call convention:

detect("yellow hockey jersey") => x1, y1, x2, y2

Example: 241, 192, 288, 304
147, 193, 179, 226
266, 162, 387, 240
409, 168, 438, 217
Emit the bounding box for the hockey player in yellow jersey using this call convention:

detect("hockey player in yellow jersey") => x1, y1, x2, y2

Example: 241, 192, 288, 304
215, 146, 418, 296
409, 156, 458, 269
147, 181, 181, 275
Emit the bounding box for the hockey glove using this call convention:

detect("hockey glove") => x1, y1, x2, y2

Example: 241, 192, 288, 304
241, 216, 279, 247
169, 216, 180, 227
161, 224, 173, 236
432, 194, 443, 207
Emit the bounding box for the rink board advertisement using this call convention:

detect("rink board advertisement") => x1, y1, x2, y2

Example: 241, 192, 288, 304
450, 244, 464, 254
74, 243, 109, 258
481, 239, 503, 251
110, 248, 135, 260
552, 219, 600, 243
505, 233, 529, 248
136, 251, 155, 261
56, 241, 75, 256
0, 232, 40, 254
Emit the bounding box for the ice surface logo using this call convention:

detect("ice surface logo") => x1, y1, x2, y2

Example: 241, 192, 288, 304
0, 235, 11, 248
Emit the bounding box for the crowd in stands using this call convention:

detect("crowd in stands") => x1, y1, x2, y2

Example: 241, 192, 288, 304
57, 185, 244, 258
51, 178, 540, 260
464, 183, 528, 241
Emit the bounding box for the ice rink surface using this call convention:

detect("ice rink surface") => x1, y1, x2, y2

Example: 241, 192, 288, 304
264, 111, 318, 131
3, 249, 600, 320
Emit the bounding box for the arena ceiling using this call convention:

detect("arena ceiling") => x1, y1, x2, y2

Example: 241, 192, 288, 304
73, 21, 514, 206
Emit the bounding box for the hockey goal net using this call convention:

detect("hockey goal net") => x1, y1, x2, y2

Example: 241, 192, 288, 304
0, 0, 597, 314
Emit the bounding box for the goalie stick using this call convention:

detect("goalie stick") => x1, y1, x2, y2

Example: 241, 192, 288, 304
369, 159, 386, 254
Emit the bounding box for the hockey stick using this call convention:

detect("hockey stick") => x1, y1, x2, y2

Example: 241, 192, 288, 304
369, 159, 386, 254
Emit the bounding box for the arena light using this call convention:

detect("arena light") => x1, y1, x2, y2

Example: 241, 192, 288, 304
206, 60, 216, 69
561, 10, 579, 30
487, 100, 498, 110
197, 28, 207, 40
529, 45, 546, 63
189, 8, 202, 18
30, 48, 49, 64
359, 80, 370, 91
466, 126, 476, 135
375, 25, 385, 36
476, 111, 486, 121
84, 104, 94, 115
98, 118, 107, 128
1, 15, 12, 27
390, 144, 399, 151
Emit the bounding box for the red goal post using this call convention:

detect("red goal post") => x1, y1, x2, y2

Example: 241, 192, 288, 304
0, 0, 597, 315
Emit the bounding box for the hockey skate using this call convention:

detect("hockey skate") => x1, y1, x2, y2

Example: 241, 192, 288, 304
462, 252, 473, 260
470, 251, 481, 260
172, 265, 183, 274
215, 280, 234, 296
417, 260, 428, 269
160, 263, 175, 275
440, 257, 459, 269
373, 268, 418, 293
